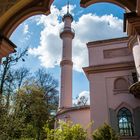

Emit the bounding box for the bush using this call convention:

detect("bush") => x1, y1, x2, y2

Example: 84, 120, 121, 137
44, 121, 88, 140
92, 123, 118, 140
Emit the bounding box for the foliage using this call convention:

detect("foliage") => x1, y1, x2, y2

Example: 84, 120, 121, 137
77, 95, 88, 106
92, 123, 118, 140
0, 67, 59, 139
44, 121, 88, 140
0, 48, 28, 96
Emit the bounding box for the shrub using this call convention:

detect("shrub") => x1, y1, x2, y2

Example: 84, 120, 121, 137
92, 123, 118, 140
44, 121, 88, 140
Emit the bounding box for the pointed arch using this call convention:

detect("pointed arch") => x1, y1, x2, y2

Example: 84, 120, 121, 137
115, 102, 133, 113
117, 107, 134, 136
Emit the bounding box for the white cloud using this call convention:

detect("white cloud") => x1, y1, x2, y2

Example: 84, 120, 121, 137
73, 91, 90, 106
21, 23, 33, 42
60, 4, 76, 16
23, 23, 29, 34
29, 5, 126, 72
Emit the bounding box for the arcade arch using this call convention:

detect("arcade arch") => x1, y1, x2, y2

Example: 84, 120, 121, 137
0, 0, 54, 38
80, 0, 136, 12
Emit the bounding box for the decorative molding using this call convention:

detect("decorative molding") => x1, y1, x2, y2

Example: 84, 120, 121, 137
87, 37, 129, 48
125, 13, 140, 36
83, 61, 135, 75
113, 89, 129, 95
115, 102, 133, 113
103, 47, 131, 58
60, 27, 75, 39
128, 35, 137, 49
57, 105, 90, 116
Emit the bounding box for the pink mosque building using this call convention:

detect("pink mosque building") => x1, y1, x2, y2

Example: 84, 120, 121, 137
56, 4, 140, 140
0, 1, 140, 140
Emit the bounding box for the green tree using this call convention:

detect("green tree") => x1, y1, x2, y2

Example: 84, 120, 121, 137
92, 123, 118, 140
0, 68, 59, 140
0, 48, 28, 96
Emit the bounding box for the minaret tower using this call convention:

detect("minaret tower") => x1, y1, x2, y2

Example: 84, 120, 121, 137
59, 2, 75, 109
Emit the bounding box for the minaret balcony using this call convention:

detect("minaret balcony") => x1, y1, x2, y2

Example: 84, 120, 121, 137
60, 27, 75, 38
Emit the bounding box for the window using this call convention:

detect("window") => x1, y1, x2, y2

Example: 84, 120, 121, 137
117, 107, 134, 136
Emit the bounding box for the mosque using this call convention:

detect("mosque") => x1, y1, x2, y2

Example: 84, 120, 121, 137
56, 4, 140, 140
0, 0, 140, 140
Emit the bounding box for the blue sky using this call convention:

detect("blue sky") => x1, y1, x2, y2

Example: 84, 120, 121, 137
10, 0, 126, 104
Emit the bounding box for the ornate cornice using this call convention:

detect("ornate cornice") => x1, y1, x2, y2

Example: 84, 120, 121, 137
124, 12, 140, 36
60, 27, 75, 39
56, 105, 90, 116
87, 37, 129, 48
83, 61, 135, 75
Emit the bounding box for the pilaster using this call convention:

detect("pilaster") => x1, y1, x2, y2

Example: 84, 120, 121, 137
125, 11, 140, 97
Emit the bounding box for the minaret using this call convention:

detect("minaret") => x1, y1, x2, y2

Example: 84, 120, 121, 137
59, 2, 75, 109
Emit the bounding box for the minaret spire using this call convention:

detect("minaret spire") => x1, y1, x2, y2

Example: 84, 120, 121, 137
67, 0, 70, 14
59, 2, 75, 110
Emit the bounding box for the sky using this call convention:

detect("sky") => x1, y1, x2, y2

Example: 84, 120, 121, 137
10, 0, 127, 105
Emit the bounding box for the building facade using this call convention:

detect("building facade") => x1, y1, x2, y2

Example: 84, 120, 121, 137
1, 0, 140, 140
84, 37, 140, 139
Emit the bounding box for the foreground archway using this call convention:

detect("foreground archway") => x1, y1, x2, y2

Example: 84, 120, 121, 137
80, 0, 136, 12
0, 0, 53, 61
0, 0, 54, 37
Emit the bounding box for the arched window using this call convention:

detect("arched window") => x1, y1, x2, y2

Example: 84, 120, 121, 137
114, 78, 128, 90
117, 107, 134, 136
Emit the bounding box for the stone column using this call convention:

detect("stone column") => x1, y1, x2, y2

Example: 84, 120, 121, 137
132, 43, 140, 81
125, 11, 140, 81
